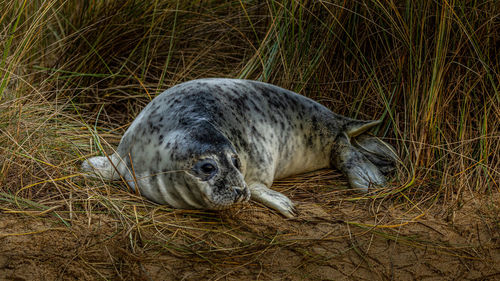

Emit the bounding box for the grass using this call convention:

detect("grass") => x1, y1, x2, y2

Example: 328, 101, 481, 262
0, 0, 499, 279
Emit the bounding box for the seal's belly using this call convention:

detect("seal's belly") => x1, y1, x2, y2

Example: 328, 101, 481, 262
273, 132, 331, 179
239, 119, 331, 181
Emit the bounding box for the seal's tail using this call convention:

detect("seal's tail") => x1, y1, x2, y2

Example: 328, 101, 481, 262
82, 153, 123, 180
332, 119, 398, 192
343, 119, 398, 174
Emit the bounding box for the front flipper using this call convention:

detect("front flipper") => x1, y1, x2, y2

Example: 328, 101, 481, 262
249, 183, 297, 218
332, 134, 386, 192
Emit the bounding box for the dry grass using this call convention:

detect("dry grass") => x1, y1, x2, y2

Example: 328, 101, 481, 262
0, 0, 499, 280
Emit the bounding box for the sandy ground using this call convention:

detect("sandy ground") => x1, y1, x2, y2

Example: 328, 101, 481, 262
0, 171, 499, 280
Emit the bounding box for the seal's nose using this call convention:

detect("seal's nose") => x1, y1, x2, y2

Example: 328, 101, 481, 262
234, 187, 249, 203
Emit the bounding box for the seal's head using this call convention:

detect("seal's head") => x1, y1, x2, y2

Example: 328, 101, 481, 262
161, 120, 250, 210
184, 148, 250, 209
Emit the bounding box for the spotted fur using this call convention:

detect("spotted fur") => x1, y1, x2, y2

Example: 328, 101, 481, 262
82, 78, 397, 217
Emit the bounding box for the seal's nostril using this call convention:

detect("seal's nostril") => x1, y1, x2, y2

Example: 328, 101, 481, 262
233, 187, 247, 203
233, 187, 250, 203
234, 188, 242, 196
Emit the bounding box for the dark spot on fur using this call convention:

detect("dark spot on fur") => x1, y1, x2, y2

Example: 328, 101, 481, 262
311, 116, 318, 131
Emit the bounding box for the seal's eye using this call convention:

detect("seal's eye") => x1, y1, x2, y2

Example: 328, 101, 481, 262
200, 163, 216, 174
231, 156, 240, 170
193, 159, 218, 180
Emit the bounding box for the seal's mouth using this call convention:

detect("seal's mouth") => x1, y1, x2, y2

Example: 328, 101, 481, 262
200, 186, 250, 210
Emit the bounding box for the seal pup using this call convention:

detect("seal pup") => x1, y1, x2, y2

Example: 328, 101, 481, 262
82, 78, 397, 218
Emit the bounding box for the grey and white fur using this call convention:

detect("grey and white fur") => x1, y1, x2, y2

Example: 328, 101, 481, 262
82, 78, 397, 217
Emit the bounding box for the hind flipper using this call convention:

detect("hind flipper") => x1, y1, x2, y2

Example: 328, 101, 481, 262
82, 153, 122, 180
352, 135, 398, 175
332, 135, 386, 192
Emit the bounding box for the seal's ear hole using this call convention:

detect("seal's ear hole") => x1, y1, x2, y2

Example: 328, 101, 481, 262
231, 156, 241, 170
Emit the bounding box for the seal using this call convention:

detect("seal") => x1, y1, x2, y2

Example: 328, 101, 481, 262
82, 78, 397, 217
